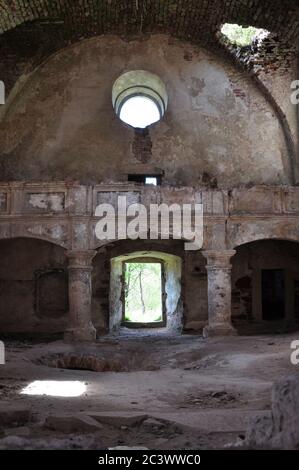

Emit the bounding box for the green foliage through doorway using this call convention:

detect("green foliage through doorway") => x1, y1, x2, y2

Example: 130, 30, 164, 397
124, 262, 163, 323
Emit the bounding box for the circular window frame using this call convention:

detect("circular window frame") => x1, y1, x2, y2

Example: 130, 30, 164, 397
112, 70, 168, 129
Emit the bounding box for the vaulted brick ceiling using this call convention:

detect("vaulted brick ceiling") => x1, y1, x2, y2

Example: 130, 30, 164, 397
1, 1, 299, 94
1, 0, 299, 44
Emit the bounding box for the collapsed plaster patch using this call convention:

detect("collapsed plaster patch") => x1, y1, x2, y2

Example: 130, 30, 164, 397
26, 223, 67, 242
27, 193, 65, 212
188, 77, 206, 97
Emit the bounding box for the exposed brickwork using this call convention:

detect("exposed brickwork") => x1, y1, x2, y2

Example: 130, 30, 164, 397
1, 1, 299, 94
132, 128, 152, 164
0, 1, 298, 187
222, 32, 297, 76
1, 1, 299, 43
0, 21, 66, 92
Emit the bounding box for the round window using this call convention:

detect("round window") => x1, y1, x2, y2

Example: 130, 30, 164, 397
112, 70, 168, 129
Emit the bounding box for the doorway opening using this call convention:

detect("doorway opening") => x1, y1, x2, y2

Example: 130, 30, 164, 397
122, 260, 165, 328
262, 269, 285, 321
109, 249, 182, 334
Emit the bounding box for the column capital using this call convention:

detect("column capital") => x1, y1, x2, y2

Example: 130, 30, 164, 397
66, 250, 97, 269
202, 250, 236, 268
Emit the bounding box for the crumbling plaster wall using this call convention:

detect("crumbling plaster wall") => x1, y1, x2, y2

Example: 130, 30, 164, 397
256, 63, 299, 181
0, 238, 68, 334
0, 35, 290, 187
259, 64, 298, 149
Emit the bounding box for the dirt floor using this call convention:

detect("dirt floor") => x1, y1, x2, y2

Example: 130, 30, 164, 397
0, 330, 298, 450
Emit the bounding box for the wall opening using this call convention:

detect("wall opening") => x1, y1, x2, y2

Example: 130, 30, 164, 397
109, 250, 182, 334
112, 70, 168, 129
120, 95, 160, 128
221, 23, 269, 46
262, 269, 285, 321
128, 174, 161, 185
123, 260, 165, 328
232, 239, 299, 334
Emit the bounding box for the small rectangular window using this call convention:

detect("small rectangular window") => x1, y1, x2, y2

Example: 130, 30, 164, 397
128, 174, 162, 185
145, 177, 157, 186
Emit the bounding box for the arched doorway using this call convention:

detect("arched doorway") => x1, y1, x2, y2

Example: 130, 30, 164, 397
110, 251, 182, 333
231, 239, 299, 334
91, 239, 189, 335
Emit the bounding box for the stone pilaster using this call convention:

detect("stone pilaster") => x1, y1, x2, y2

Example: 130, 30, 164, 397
64, 250, 97, 342
202, 250, 237, 337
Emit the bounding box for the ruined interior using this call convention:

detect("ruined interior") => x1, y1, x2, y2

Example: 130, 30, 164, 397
1, 0, 299, 452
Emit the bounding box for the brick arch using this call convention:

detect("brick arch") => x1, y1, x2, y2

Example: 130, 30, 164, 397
1, 1, 299, 98
1, 1, 298, 42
